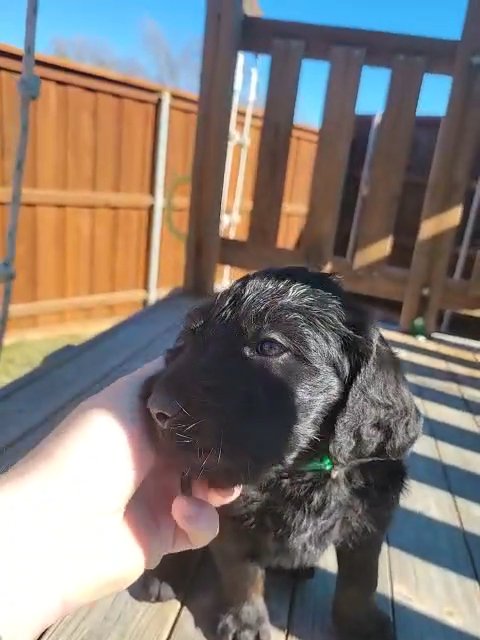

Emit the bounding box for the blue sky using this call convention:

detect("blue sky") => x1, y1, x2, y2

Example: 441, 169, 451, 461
2, 0, 468, 126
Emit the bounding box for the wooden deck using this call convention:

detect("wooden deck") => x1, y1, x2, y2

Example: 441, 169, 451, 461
1, 293, 479, 640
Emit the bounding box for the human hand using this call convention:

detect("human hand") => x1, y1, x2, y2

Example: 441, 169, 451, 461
0, 357, 241, 639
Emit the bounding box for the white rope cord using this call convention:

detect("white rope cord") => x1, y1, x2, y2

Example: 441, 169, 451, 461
0, 0, 40, 354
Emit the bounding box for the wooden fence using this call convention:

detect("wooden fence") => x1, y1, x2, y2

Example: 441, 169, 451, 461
0, 38, 479, 335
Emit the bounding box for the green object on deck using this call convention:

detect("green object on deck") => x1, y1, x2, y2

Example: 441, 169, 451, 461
410, 316, 427, 338
301, 454, 334, 474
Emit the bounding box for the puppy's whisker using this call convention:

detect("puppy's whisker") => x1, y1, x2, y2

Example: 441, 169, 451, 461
197, 447, 214, 480
175, 432, 193, 443
184, 419, 205, 432
217, 431, 223, 466
176, 400, 193, 418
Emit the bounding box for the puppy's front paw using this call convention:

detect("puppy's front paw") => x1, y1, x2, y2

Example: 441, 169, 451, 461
130, 571, 176, 603
218, 597, 271, 640
333, 603, 393, 640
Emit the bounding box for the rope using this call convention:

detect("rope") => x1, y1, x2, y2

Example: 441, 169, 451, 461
0, 0, 40, 354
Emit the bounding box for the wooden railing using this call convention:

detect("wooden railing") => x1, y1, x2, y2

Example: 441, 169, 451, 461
0, 33, 478, 336
186, 0, 480, 333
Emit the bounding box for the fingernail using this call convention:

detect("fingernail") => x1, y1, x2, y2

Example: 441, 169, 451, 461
213, 485, 242, 499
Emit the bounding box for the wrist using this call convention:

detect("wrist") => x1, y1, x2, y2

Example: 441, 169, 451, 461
0, 470, 66, 639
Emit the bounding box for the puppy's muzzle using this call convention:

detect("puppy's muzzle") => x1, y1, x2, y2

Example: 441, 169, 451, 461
147, 387, 179, 430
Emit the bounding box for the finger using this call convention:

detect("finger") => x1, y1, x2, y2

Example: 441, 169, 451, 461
191, 480, 242, 507
97, 356, 166, 488
171, 495, 220, 552
206, 485, 242, 507
125, 485, 175, 571
190, 480, 209, 501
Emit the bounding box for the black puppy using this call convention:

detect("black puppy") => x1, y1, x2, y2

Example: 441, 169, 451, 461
147, 267, 422, 640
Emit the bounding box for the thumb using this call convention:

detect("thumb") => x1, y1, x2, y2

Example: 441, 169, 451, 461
170, 496, 220, 553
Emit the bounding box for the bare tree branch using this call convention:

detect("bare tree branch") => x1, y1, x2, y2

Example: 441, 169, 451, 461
49, 19, 201, 92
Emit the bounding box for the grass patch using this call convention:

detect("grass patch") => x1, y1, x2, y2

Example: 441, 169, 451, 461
0, 334, 91, 387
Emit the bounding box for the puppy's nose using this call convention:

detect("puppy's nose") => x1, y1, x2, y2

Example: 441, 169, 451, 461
147, 389, 179, 428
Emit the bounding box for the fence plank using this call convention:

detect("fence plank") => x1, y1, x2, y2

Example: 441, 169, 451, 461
23, 91, 37, 189
64, 208, 94, 317
65, 86, 96, 322
91, 92, 121, 319
95, 93, 121, 192
352, 55, 425, 270
0, 70, 3, 187
248, 38, 304, 248
34, 80, 59, 192
113, 98, 144, 317
0, 70, 17, 187
119, 98, 150, 192
400, 0, 480, 333
185, 0, 244, 295
66, 86, 96, 190
34, 80, 63, 326
300, 46, 364, 267
91, 208, 115, 312
113, 209, 140, 316
12, 206, 36, 326
35, 208, 64, 326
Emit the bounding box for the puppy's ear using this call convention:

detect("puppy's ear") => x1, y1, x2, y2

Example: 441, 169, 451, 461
330, 329, 422, 464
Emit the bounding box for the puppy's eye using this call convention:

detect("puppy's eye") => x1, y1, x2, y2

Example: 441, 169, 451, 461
255, 339, 287, 357
165, 338, 185, 364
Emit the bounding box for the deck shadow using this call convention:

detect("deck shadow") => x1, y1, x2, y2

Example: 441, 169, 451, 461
408, 451, 480, 505
130, 534, 479, 639
386, 334, 480, 369
408, 380, 480, 418
401, 359, 480, 390
305, 568, 479, 640
130, 551, 295, 640
390, 507, 479, 581
423, 416, 480, 454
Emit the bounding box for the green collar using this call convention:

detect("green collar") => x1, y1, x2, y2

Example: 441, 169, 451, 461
300, 454, 334, 474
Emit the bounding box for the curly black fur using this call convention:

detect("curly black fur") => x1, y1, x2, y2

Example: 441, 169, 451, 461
147, 267, 422, 640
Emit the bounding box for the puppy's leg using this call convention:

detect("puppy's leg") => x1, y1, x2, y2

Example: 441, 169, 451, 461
211, 536, 271, 640
333, 534, 393, 640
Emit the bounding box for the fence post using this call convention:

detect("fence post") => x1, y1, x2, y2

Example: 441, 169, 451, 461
184, 0, 244, 295
146, 90, 171, 306
400, 0, 480, 333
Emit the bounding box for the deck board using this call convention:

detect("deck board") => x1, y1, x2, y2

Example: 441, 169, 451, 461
288, 546, 338, 640
389, 356, 480, 639
399, 342, 480, 582
44, 551, 202, 640
0, 296, 479, 640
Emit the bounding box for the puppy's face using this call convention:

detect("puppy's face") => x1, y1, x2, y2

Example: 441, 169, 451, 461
148, 268, 361, 488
